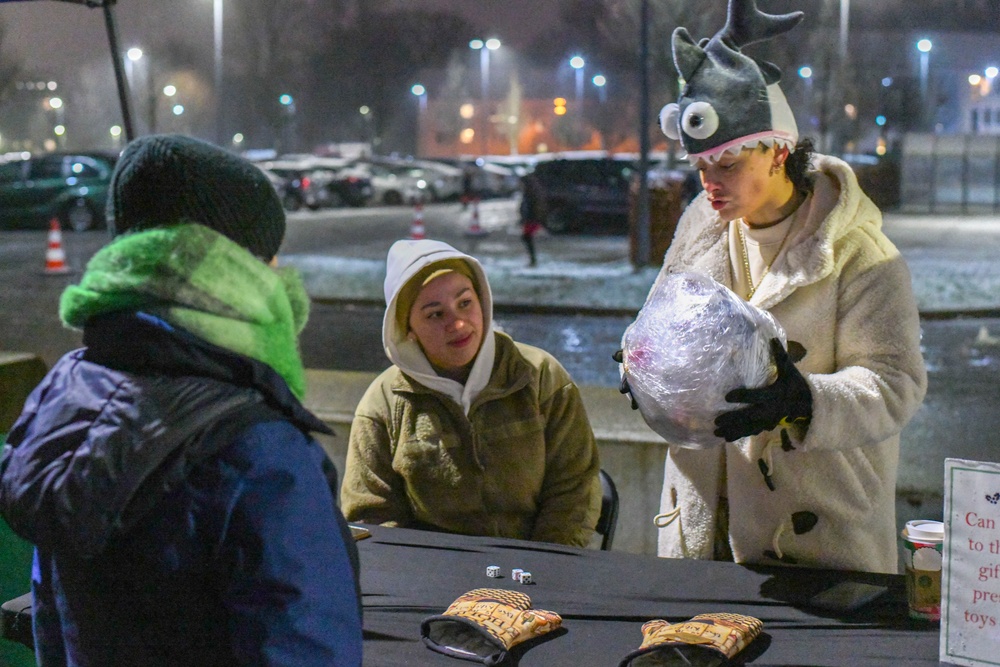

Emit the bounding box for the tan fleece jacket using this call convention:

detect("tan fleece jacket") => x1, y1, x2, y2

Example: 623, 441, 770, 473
341, 240, 601, 547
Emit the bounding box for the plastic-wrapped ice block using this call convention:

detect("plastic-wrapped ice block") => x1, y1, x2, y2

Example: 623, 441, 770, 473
620, 272, 785, 448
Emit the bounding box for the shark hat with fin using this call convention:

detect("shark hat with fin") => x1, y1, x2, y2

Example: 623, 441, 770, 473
659, 0, 804, 164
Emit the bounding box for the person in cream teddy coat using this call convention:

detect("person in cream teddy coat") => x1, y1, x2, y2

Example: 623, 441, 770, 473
638, 0, 927, 573
650, 152, 927, 573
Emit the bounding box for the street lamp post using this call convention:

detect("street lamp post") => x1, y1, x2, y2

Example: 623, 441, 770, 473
124, 47, 150, 135
171, 103, 187, 133
212, 0, 224, 145
279, 94, 296, 154
635, 0, 651, 268
125, 47, 143, 91
839, 0, 850, 63
411, 84, 427, 155
469, 38, 501, 155
48, 97, 66, 149
917, 38, 933, 129
592, 75, 607, 149
411, 84, 427, 113
570, 56, 585, 108
163, 84, 177, 131
110, 125, 123, 149
359, 105, 376, 154
592, 74, 607, 103
798, 66, 814, 130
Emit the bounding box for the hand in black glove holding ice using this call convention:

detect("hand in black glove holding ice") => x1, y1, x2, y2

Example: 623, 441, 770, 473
714, 338, 811, 442
612, 349, 638, 410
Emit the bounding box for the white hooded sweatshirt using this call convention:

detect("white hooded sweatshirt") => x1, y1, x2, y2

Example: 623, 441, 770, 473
382, 239, 495, 415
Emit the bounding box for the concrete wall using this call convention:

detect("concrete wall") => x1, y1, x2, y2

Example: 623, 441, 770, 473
305, 368, 948, 563
304, 369, 668, 556
0, 353, 47, 435
0, 359, 947, 558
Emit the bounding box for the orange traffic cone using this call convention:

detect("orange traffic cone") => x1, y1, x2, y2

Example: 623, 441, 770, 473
463, 198, 488, 237
409, 200, 426, 240
44, 218, 70, 275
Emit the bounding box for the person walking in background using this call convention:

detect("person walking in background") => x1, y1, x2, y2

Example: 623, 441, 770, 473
0, 134, 363, 665
632, 0, 926, 573
342, 239, 601, 547
461, 164, 477, 210
519, 172, 546, 267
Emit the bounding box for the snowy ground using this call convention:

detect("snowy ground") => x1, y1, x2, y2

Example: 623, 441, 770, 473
285, 212, 1000, 314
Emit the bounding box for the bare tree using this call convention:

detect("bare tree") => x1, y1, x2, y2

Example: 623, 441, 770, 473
226, 0, 336, 150
520, 0, 727, 153
306, 6, 474, 153
0, 18, 23, 110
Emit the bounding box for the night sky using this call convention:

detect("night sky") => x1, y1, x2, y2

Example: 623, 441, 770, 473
1, 0, 562, 82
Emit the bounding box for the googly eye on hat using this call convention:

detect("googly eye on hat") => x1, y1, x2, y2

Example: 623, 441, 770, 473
660, 0, 804, 164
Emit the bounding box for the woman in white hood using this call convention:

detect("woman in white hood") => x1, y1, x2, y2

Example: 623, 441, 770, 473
341, 239, 602, 547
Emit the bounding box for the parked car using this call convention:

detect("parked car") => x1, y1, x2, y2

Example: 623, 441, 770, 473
258, 166, 290, 203
325, 168, 374, 208
436, 158, 520, 199
0, 151, 118, 231
478, 162, 520, 197
349, 161, 430, 206
260, 161, 372, 210
408, 159, 463, 201
529, 157, 637, 234
366, 157, 463, 202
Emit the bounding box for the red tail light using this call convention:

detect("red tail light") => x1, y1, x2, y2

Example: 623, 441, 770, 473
301, 176, 311, 189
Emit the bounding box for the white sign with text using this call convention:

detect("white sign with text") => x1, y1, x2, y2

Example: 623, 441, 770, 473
941, 458, 1000, 667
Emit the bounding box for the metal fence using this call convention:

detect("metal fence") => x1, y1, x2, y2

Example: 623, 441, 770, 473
901, 133, 1000, 213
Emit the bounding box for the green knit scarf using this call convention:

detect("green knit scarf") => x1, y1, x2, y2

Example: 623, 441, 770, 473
60, 224, 310, 399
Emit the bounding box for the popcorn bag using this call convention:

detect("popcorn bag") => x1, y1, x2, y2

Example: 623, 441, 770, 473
620, 272, 784, 448
618, 613, 764, 667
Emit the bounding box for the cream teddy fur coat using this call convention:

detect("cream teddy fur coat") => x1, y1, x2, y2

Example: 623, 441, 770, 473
649, 154, 927, 573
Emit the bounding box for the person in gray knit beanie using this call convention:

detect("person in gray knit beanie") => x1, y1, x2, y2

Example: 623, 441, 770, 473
0, 130, 364, 665
107, 133, 285, 259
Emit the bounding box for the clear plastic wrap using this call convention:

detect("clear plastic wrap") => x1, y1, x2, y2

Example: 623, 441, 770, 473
620, 272, 785, 449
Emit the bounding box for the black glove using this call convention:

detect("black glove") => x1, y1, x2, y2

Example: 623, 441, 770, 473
713, 338, 812, 443
612, 349, 638, 410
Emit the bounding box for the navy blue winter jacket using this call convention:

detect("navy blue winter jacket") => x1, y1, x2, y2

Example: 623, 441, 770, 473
0, 313, 363, 666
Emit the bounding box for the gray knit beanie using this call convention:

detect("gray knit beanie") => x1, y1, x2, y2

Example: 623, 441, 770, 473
107, 134, 285, 259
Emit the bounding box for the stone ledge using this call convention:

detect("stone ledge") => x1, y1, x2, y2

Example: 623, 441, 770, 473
304, 368, 667, 555
303, 368, 661, 445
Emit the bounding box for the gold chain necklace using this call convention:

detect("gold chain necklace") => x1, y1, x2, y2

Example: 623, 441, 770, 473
737, 220, 793, 300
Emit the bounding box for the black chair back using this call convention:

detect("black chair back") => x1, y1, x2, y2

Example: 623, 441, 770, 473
596, 469, 619, 551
